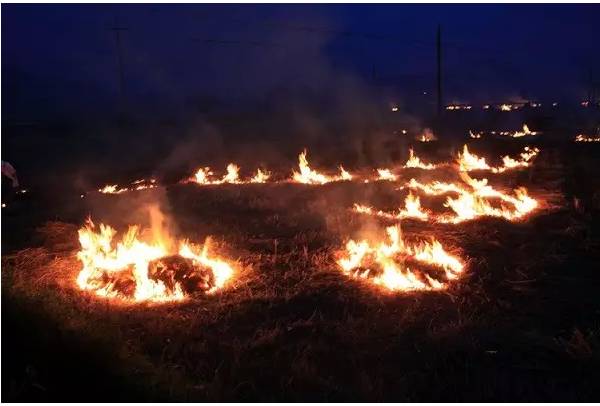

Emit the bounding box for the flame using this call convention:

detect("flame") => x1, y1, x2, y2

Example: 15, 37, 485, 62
457, 145, 539, 173
404, 148, 437, 170
339, 165, 353, 181
192, 167, 215, 184
416, 129, 437, 143
575, 134, 600, 142
190, 164, 270, 185
469, 130, 482, 139
498, 124, 538, 138
376, 168, 398, 182
222, 163, 241, 184
353, 192, 429, 221
76, 218, 235, 302
250, 168, 271, 183
98, 184, 128, 194
457, 145, 492, 172
292, 150, 352, 184
337, 225, 464, 291
98, 178, 157, 194
404, 174, 538, 223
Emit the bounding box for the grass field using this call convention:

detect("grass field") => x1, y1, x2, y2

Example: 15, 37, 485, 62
2, 138, 600, 401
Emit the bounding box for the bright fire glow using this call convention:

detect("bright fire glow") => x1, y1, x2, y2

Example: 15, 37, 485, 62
190, 164, 271, 185
404, 173, 539, 223
250, 168, 271, 183
376, 168, 398, 182
498, 124, 538, 138
98, 178, 157, 194
416, 129, 437, 143
469, 130, 482, 139
353, 192, 429, 221
292, 150, 352, 184
575, 134, 600, 143
457, 145, 539, 173
404, 148, 438, 170
76, 217, 235, 302
337, 225, 464, 291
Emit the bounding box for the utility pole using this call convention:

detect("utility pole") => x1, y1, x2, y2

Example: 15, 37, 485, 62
109, 16, 128, 106
436, 24, 443, 116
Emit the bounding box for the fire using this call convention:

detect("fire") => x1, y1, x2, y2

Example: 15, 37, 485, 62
446, 104, 472, 111
250, 168, 271, 183
416, 129, 437, 143
336, 225, 464, 291
457, 145, 492, 172
98, 178, 157, 194
353, 192, 429, 221
98, 184, 128, 194
498, 124, 538, 138
457, 145, 539, 173
76, 217, 235, 302
500, 146, 539, 170
469, 130, 482, 139
189, 164, 270, 185
405, 173, 539, 223
292, 150, 352, 184
222, 163, 241, 184
376, 168, 398, 182
404, 148, 438, 170
339, 165, 353, 181
498, 103, 524, 112
192, 167, 215, 184
575, 134, 600, 143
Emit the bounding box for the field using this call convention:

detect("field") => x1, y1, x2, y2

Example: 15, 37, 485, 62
2, 136, 600, 401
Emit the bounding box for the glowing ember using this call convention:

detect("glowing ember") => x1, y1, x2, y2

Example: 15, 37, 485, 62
404, 148, 438, 170
76, 217, 235, 302
337, 225, 464, 292
446, 104, 472, 111
575, 134, 600, 143
469, 130, 482, 139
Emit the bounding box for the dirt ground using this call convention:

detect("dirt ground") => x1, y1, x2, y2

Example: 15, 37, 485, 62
2, 139, 600, 401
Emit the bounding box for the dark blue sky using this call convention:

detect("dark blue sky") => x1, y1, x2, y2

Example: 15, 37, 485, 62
2, 4, 599, 120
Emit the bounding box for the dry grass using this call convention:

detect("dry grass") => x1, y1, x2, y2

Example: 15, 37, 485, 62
3, 142, 600, 401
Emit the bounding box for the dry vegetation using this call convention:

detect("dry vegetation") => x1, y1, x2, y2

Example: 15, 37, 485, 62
2, 141, 600, 401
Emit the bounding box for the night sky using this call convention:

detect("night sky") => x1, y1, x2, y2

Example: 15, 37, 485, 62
2, 4, 600, 121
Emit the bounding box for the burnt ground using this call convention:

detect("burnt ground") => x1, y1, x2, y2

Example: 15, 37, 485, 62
2, 139, 600, 402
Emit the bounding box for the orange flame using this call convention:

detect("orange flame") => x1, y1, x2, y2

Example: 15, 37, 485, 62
250, 168, 271, 183
76, 218, 235, 302
376, 168, 398, 182
457, 145, 539, 173
292, 150, 353, 184
404, 148, 438, 170
337, 225, 464, 291
353, 192, 429, 221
